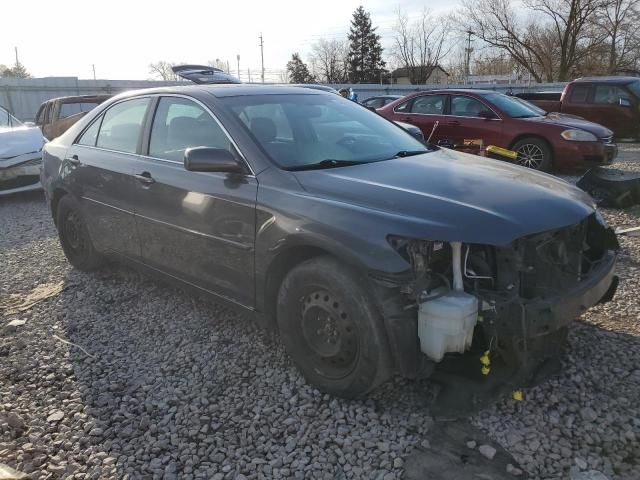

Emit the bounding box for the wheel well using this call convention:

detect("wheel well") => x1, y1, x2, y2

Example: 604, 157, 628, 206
51, 188, 68, 225
263, 246, 332, 329
509, 134, 554, 160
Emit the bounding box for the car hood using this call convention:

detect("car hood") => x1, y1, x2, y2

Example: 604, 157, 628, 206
522, 114, 613, 138
0, 126, 45, 159
293, 148, 595, 246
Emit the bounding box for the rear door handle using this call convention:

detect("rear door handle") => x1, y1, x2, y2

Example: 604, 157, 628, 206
65, 154, 80, 166
401, 117, 413, 123
134, 172, 155, 185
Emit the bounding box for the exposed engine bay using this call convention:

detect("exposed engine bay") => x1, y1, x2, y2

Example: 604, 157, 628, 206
379, 213, 619, 411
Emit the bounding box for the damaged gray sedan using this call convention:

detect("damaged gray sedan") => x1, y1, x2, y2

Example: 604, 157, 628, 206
40, 86, 618, 404
1, 105, 46, 195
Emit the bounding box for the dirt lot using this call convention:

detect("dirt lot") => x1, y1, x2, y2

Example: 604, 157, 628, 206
1, 147, 639, 480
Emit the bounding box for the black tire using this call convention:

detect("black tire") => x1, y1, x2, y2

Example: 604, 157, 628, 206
512, 136, 553, 171
277, 256, 391, 398
56, 195, 104, 271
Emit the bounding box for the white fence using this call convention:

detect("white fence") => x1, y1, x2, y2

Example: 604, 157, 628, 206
1, 76, 569, 122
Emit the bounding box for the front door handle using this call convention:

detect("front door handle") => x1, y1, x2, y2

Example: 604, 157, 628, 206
401, 117, 414, 123
447, 120, 461, 126
65, 154, 80, 166
134, 172, 155, 185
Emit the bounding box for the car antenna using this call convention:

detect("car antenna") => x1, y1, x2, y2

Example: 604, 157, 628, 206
427, 121, 439, 145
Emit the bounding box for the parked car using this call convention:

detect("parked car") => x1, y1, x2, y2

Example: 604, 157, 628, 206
35, 95, 112, 140
378, 89, 617, 171
1, 105, 46, 195
292, 86, 423, 141
361, 95, 402, 108
517, 77, 640, 139
41, 85, 618, 399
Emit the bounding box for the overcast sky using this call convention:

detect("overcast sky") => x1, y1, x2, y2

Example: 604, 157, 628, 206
3, 0, 459, 81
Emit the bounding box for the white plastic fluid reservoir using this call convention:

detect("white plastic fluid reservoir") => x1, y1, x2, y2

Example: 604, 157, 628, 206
418, 289, 479, 362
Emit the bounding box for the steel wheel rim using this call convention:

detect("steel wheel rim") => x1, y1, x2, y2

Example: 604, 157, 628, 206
301, 289, 359, 379
64, 211, 85, 254
516, 144, 545, 169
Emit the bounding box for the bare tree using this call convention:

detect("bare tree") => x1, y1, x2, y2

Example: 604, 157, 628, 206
595, 0, 640, 73
309, 39, 349, 83
148, 61, 178, 81
524, 0, 607, 80
462, 0, 608, 82
392, 8, 453, 84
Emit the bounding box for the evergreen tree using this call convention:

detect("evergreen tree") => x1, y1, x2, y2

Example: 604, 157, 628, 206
347, 6, 385, 83
286, 53, 315, 83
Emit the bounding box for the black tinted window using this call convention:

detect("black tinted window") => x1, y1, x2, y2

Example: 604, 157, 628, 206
149, 97, 233, 162
59, 102, 101, 119
411, 95, 445, 114
570, 85, 590, 103
77, 117, 102, 146
96, 98, 150, 154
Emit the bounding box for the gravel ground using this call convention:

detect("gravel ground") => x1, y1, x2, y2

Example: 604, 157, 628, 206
1, 146, 639, 480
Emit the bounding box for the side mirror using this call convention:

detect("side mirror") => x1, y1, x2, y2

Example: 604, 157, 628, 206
479, 110, 497, 120
619, 97, 632, 107
184, 147, 245, 173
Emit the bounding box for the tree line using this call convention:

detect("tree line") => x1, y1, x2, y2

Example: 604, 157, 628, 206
288, 0, 640, 84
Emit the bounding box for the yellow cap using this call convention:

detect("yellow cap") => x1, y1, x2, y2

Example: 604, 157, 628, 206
512, 390, 523, 401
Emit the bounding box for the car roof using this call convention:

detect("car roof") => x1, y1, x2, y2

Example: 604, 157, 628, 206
48, 94, 112, 104
574, 76, 639, 84
110, 84, 329, 101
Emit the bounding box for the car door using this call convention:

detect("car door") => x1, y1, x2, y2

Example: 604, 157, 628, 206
393, 94, 447, 140
64, 97, 150, 259
128, 95, 257, 307
590, 84, 636, 137
445, 94, 504, 147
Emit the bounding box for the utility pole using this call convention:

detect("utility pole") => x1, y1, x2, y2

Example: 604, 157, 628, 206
14, 47, 19, 65
92, 64, 96, 80
248, 68, 252, 83
259, 33, 265, 83
236, 54, 240, 79
464, 30, 474, 85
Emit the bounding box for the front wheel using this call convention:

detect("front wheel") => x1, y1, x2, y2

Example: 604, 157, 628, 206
512, 137, 553, 171
277, 256, 391, 398
56, 195, 104, 271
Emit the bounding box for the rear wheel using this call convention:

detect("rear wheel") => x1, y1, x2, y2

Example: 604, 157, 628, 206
277, 256, 391, 398
56, 195, 104, 271
512, 137, 553, 171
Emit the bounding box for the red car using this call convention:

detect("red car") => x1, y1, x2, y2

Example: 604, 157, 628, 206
378, 89, 617, 171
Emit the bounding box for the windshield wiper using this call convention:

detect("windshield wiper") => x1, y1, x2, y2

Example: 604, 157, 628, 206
287, 159, 364, 171
392, 150, 428, 158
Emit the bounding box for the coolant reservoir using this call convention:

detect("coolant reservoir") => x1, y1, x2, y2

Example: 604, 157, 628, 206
418, 289, 479, 362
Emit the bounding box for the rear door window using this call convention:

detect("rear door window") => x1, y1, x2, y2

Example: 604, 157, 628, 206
450, 95, 489, 117
593, 85, 630, 104
77, 117, 103, 147
96, 98, 150, 154
570, 85, 590, 103
149, 97, 235, 162
410, 95, 446, 115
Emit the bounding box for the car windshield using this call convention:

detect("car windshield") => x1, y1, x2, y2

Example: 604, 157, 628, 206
626, 80, 640, 98
222, 94, 429, 170
482, 93, 543, 119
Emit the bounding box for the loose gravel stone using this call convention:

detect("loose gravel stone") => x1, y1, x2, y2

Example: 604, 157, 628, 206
1, 145, 639, 480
